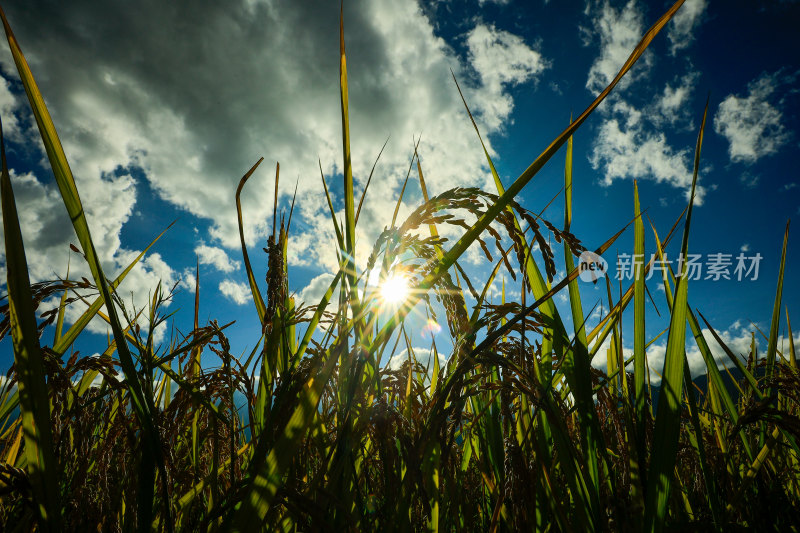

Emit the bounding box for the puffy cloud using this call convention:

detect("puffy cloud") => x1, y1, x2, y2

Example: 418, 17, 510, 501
582, 2, 705, 202
219, 280, 251, 306
667, 0, 707, 55
195, 244, 240, 273
0, 0, 549, 315
655, 73, 698, 126
714, 72, 791, 164
296, 272, 339, 307
466, 24, 549, 130
0, 74, 173, 345
179, 268, 197, 292
589, 101, 705, 204
0, 75, 22, 140
584, 0, 649, 94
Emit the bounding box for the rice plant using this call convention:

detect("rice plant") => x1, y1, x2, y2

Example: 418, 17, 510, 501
1, 1, 799, 531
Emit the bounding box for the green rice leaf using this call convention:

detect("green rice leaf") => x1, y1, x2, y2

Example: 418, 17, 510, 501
644, 97, 707, 533
765, 222, 789, 392
633, 180, 647, 459
1, 115, 61, 532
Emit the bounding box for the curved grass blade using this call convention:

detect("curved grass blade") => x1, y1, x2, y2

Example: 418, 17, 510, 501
235, 157, 268, 323
391, 137, 421, 228
319, 160, 345, 251
294, 269, 343, 361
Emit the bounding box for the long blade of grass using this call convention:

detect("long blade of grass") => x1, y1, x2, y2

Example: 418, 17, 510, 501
391, 137, 422, 228
319, 160, 346, 253
644, 98, 707, 533
1, 117, 61, 531
764, 221, 789, 395
339, 4, 360, 324
0, 12, 170, 530
649, 217, 755, 463
649, 215, 722, 527
787, 308, 797, 369
355, 136, 389, 225
561, 127, 600, 494
295, 269, 343, 361
633, 180, 647, 464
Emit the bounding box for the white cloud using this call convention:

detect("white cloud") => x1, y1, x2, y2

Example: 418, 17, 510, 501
0, 75, 22, 140
0, 0, 550, 302
584, 0, 649, 94
0, 160, 176, 344
179, 268, 197, 292
296, 272, 339, 308
667, 0, 707, 55
582, 2, 705, 203
589, 101, 705, 204
219, 280, 250, 305
466, 23, 549, 130
195, 244, 240, 273
714, 72, 791, 163
655, 73, 698, 126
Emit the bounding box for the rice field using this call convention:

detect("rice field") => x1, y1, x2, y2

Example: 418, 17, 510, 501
1, 1, 799, 531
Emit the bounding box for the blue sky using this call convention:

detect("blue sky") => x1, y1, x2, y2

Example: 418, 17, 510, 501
1, 0, 798, 381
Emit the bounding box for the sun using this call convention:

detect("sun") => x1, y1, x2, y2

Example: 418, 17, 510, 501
380, 272, 409, 305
